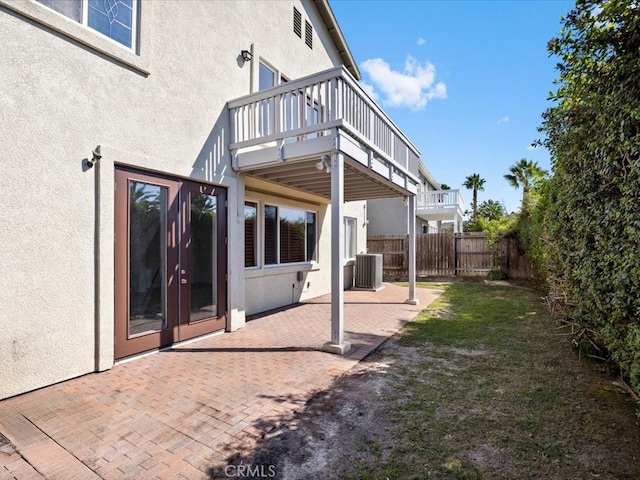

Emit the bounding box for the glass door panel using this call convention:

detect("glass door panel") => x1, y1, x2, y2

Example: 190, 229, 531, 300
114, 168, 179, 360
128, 181, 168, 336
189, 193, 217, 323
179, 181, 227, 341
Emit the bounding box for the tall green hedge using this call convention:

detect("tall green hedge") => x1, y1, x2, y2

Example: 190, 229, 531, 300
538, 0, 640, 397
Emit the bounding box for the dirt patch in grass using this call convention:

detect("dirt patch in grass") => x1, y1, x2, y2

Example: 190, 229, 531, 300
216, 281, 640, 480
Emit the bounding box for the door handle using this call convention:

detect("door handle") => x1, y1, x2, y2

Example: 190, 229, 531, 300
181, 278, 188, 285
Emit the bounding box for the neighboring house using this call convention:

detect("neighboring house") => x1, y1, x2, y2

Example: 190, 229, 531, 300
367, 161, 465, 235
0, 0, 422, 400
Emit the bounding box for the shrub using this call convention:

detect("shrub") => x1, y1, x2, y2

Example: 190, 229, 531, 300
487, 270, 508, 281
538, 0, 640, 402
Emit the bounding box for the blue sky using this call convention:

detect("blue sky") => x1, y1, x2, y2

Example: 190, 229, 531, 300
330, 0, 575, 214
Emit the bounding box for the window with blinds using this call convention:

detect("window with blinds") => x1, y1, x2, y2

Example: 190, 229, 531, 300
244, 202, 257, 267
263, 205, 316, 265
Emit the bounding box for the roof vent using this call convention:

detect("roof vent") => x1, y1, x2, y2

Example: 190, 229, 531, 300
305, 20, 313, 49
293, 7, 302, 38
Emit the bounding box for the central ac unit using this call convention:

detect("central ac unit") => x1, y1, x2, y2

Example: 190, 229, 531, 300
354, 254, 384, 291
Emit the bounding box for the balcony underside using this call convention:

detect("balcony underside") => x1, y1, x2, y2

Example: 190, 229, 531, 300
417, 207, 462, 222
233, 130, 418, 202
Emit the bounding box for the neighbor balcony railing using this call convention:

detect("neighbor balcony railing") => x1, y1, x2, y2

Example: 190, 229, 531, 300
416, 189, 465, 212
228, 66, 420, 177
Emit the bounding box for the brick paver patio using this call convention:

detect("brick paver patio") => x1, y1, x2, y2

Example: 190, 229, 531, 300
0, 284, 441, 480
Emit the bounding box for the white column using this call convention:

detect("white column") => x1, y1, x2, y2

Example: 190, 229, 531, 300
453, 211, 459, 233
323, 152, 351, 355
406, 194, 419, 305
228, 174, 246, 332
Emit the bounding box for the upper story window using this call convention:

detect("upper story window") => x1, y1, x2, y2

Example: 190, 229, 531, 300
258, 62, 277, 135
259, 62, 276, 91
37, 0, 137, 49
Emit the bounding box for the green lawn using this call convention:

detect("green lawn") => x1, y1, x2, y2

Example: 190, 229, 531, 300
345, 280, 640, 480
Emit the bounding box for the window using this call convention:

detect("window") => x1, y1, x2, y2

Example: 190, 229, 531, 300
37, 0, 137, 49
306, 212, 317, 262
264, 205, 316, 265
279, 208, 305, 263
305, 97, 322, 139
244, 202, 257, 267
259, 62, 277, 136
281, 87, 323, 138
259, 62, 276, 91
344, 217, 357, 260
264, 205, 278, 265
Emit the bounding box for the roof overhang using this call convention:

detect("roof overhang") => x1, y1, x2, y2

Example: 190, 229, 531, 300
312, 0, 360, 80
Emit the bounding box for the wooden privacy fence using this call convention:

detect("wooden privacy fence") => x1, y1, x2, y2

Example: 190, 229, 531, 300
367, 232, 531, 279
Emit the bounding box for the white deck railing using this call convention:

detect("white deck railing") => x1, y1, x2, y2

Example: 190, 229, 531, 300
416, 189, 465, 212
228, 66, 420, 177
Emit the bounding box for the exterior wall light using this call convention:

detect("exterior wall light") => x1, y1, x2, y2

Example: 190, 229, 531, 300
86, 145, 101, 169
241, 50, 253, 62
315, 155, 331, 173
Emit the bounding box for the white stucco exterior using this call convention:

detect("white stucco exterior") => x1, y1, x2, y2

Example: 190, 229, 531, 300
0, 0, 407, 400
367, 164, 440, 235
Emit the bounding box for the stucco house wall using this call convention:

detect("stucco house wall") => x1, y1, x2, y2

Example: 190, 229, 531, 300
367, 164, 440, 236
367, 197, 409, 235
0, 0, 363, 399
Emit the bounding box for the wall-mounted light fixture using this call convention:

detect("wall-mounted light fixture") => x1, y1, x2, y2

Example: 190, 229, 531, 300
86, 145, 101, 169
315, 154, 331, 173
403, 196, 409, 207
241, 50, 253, 62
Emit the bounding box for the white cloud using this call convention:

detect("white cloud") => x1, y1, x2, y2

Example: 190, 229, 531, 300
360, 81, 379, 102
360, 55, 447, 111
497, 116, 510, 125
417, 37, 426, 46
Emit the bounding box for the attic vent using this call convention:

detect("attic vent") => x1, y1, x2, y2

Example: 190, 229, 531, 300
293, 7, 302, 38
305, 20, 313, 49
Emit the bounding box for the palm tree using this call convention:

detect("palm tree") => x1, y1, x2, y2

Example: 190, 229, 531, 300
462, 173, 486, 220
503, 159, 548, 207
439, 183, 451, 190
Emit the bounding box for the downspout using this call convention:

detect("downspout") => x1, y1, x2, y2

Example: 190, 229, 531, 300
86, 146, 102, 370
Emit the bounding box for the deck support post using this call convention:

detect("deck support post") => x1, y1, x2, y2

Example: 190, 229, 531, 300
323, 152, 351, 355
406, 194, 419, 305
